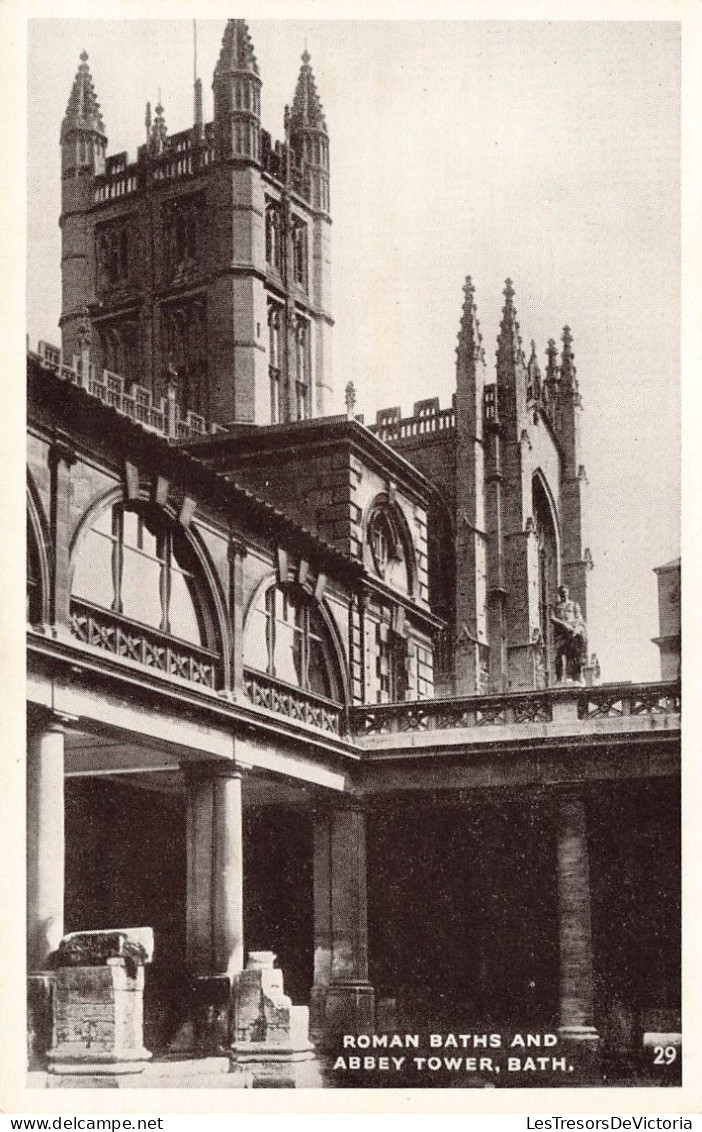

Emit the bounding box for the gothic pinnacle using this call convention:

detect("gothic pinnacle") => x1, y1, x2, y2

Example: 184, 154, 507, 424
560, 326, 578, 391
497, 277, 525, 367
62, 49, 106, 141
542, 338, 560, 404
527, 340, 542, 399
290, 47, 327, 134
457, 275, 484, 363
150, 101, 168, 154
215, 19, 259, 77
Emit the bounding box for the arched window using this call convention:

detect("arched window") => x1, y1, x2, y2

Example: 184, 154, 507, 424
244, 583, 338, 700
27, 516, 42, 625
532, 474, 560, 684
72, 503, 208, 647
367, 503, 411, 594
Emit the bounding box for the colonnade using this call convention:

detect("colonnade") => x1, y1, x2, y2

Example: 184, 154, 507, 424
27, 709, 600, 1046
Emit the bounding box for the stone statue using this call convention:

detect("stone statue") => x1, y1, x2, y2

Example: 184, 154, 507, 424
551, 583, 587, 682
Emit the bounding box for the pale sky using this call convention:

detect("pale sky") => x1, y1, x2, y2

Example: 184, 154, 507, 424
26, 19, 680, 683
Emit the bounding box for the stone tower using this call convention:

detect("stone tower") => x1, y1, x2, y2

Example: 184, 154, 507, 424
58, 20, 333, 427
371, 277, 591, 693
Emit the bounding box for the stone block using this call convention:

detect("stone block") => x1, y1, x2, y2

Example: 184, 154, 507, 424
191, 975, 231, 1055
47, 928, 153, 1077
232, 952, 313, 1061
48, 961, 150, 1072
27, 974, 54, 1068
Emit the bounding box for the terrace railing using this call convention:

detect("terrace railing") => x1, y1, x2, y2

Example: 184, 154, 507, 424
70, 600, 221, 690
243, 668, 343, 736
349, 681, 681, 737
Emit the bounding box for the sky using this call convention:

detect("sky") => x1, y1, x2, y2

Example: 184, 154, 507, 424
25, 18, 681, 683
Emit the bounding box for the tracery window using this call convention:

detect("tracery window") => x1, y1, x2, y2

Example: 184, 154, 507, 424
291, 218, 308, 289
268, 302, 283, 423
265, 202, 283, 273
244, 583, 337, 700
72, 504, 207, 647
96, 222, 130, 291
99, 320, 140, 386
161, 296, 207, 416
532, 474, 559, 685
295, 316, 310, 421
162, 194, 203, 282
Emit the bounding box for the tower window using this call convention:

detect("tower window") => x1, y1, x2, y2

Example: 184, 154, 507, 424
291, 218, 308, 289
163, 194, 203, 282
268, 301, 283, 423
295, 316, 310, 421
99, 320, 140, 386
96, 221, 130, 291
161, 295, 207, 416
265, 202, 283, 273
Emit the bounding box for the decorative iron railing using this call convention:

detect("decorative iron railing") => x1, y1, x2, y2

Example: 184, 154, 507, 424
70, 600, 220, 689
349, 681, 681, 737
242, 668, 343, 735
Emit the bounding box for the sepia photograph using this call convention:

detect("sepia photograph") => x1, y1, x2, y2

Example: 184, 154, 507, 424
22, 12, 681, 1098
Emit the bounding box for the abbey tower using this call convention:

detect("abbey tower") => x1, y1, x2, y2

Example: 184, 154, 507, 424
59, 20, 332, 427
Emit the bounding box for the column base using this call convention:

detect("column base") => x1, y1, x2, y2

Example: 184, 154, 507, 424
558, 1024, 600, 1043
27, 974, 54, 1069
47, 1052, 151, 1076
558, 1026, 601, 1082
231, 1042, 315, 1063
319, 982, 375, 1049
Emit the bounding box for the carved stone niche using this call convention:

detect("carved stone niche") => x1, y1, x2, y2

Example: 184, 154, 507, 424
46, 928, 154, 1078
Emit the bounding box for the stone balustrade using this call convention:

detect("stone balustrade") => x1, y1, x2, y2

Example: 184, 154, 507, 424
370, 399, 456, 443
70, 600, 220, 690
349, 680, 681, 739
242, 669, 343, 735
32, 342, 223, 442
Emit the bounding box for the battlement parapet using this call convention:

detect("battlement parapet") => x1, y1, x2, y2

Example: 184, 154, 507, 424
91, 122, 312, 207
369, 396, 457, 443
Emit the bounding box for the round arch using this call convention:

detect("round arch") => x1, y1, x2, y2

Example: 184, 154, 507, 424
532, 469, 561, 683
68, 485, 231, 686
243, 571, 351, 706
26, 469, 52, 625
531, 468, 562, 570
363, 493, 418, 598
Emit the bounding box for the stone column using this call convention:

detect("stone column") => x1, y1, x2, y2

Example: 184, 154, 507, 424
27, 713, 66, 970
310, 806, 374, 1046
556, 788, 599, 1047
185, 761, 244, 979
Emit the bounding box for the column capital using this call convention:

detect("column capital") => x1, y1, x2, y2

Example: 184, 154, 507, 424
183, 758, 244, 784
313, 795, 366, 819
554, 783, 588, 811
48, 430, 77, 470
227, 535, 249, 562
28, 705, 79, 737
